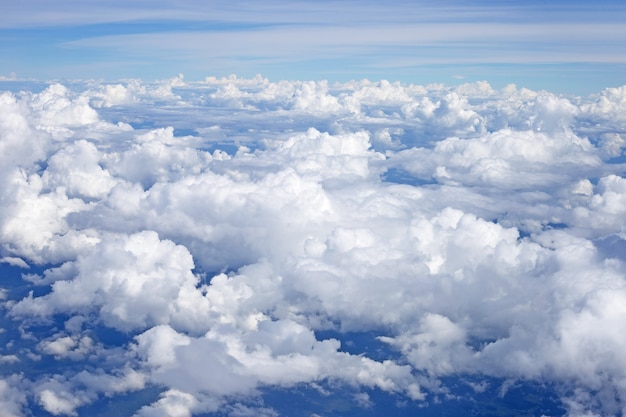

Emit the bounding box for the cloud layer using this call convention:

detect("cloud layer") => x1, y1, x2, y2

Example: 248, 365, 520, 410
1, 75, 626, 416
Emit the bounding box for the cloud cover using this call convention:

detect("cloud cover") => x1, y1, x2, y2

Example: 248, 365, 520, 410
0, 75, 626, 416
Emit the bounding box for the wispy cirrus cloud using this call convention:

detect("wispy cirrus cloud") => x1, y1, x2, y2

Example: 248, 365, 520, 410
2, 0, 626, 92
61, 21, 626, 63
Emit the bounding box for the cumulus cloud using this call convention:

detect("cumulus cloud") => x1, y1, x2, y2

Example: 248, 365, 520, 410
0, 378, 26, 417
1, 76, 626, 416
11, 231, 208, 333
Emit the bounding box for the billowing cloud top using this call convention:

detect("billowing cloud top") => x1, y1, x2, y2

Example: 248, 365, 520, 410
1, 75, 626, 416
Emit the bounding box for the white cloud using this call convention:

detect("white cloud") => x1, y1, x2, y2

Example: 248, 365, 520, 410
11, 231, 209, 333
59, 22, 626, 71
582, 85, 626, 123
0, 169, 93, 263
1, 76, 626, 416
42, 139, 118, 199
134, 389, 203, 417
38, 334, 95, 360
0, 91, 49, 169
37, 385, 86, 417
573, 175, 626, 236
0, 257, 29, 268
90, 83, 141, 108
29, 84, 100, 128
0, 378, 26, 417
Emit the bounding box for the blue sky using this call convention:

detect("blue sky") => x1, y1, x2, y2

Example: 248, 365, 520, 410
2, 1, 626, 94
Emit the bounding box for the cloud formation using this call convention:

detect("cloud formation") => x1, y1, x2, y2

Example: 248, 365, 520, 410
1, 76, 626, 416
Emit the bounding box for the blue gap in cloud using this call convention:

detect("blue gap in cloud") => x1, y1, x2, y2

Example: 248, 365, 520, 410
257, 385, 408, 417
199, 143, 242, 156
274, 328, 567, 417
431, 376, 566, 417
381, 167, 437, 186
222, 376, 567, 417
192, 265, 243, 287
0, 262, 53, 299
72, 386, 164, 417
1, 262, 162, 417
173, 128, 197, 137
606, 154, 626, 164
88, 322, 134, 348
314, 329, 402, 362
0, 261, 134, 355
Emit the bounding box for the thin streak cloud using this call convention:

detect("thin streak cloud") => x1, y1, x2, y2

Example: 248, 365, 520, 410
60, 22, 626, 66
2, 1, 626, 92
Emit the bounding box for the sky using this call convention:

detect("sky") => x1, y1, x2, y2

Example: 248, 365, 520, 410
2, 0, 626, 94
2, 2, 626, 417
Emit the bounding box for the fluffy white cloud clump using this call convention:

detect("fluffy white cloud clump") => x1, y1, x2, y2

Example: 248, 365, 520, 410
1, 76, 626, 416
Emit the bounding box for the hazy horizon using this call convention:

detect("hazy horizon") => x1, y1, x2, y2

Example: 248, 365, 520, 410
3, 0, 626, 94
